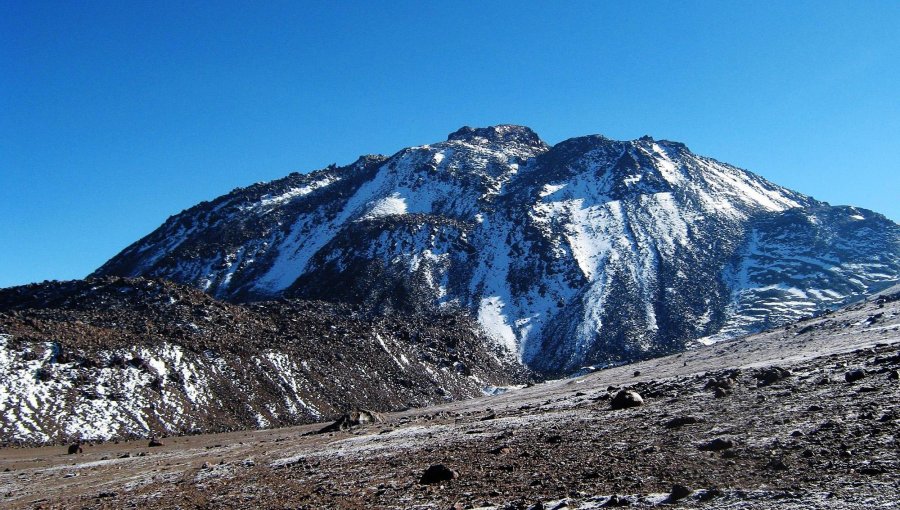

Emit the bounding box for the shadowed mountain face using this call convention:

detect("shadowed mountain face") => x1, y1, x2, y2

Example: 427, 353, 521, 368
93, 125, 900, 374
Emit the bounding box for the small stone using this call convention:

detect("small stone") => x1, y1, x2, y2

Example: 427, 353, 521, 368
664, 416, 699, 428
698, 438, 733, 451
668, 484, 692, 501
755, 366, 792, 387
705, 378, 733, 391
419, 464, 458, 484
489, 446, 512, 455
845, 369, 866, 383
767, 458, 789, 471
148, 438, 164, 447
857, 465, 885, 475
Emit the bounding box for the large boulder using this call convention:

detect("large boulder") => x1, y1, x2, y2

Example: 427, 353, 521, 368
316, 409, 384, 434
610, 389, 644, 410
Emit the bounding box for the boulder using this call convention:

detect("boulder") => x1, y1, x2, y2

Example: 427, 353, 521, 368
665, 416, 699, 428
845, 369, 866, 383
667, 484, 692, 502
316, 409, 384, 434
754, 366, 792, 387
419, 464, 458, 484
698, 438, 733, 451
610, 389, 643, 410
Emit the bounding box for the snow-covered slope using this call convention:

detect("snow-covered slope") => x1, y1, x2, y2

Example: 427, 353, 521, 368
94, 125, 900, 374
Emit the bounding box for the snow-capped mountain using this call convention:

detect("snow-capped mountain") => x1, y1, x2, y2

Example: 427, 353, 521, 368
94, 125, 900, 374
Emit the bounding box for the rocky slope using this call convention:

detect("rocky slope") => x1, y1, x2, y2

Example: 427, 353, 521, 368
0, 277, 526, 445
2, 285, 897, 509
93, 125, 900, 373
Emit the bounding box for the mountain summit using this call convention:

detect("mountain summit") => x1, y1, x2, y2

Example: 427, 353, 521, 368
446, 125, 547, 148
93, 126, 900, 374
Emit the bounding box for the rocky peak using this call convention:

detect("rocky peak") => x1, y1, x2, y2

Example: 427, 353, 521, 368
446, 125, 547, 150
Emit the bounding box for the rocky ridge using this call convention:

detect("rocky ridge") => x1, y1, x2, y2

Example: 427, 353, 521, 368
0, 277, 527, 445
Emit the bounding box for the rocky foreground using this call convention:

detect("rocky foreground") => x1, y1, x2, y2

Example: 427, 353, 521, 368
1, 289, 898, 509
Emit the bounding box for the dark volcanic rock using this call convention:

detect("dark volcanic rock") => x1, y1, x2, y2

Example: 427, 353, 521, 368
845, 368, 866, 383
754, 366, 792, 387
610, 389, 644, 410
667, 484, 693, 502
665, 416, 699, 429
698, 438, 734, 451
419, 464, 458, 484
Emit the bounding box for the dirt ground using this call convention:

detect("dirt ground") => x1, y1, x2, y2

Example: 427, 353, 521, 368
1, 293, 898, 509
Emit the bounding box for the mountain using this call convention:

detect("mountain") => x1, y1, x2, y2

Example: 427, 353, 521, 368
0, 277, 525, 444
93, 125, 900, 374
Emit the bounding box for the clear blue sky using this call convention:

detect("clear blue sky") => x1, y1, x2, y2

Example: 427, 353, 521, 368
2, 1, 898, 288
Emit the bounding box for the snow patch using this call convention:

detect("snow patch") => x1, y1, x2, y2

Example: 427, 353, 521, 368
363, 194, 408, 219
477, 297, 518, 354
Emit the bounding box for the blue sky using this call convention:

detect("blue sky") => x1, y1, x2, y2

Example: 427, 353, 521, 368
2, 1, 898, 288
